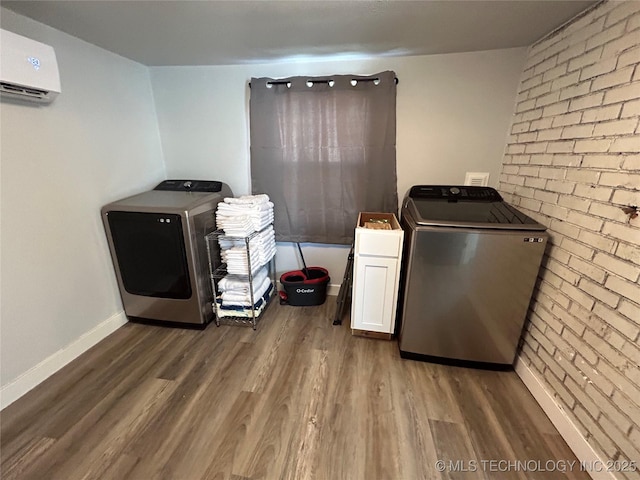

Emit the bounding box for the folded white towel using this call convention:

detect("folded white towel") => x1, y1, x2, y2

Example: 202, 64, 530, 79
216, 218, 253, 227
218, 266, 269, 292
218, 201, 273, 213
221, 277, 271, 306
216, 218, 273, 237
218, 226, 274, 249
224, 250, 275, 274
224, 194, 270, 205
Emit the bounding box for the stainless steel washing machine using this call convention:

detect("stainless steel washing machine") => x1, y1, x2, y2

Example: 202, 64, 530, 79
398, 185, 548, 366
102, 180, 232, 326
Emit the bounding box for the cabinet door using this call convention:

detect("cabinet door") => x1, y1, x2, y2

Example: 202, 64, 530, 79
351, 255, 398, 333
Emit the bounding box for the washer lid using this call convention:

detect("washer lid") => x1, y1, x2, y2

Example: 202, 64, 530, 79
107, 190, 218, 210
405, 185, 546, 230
102, 180, 232, 214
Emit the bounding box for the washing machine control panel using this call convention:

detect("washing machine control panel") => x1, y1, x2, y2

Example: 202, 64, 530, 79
154, 180, 223, 192
408, 185, 502, 202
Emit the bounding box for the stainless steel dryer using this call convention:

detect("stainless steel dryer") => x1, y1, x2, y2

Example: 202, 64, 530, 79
102, 180, 232, 326
398, 185, 547, 366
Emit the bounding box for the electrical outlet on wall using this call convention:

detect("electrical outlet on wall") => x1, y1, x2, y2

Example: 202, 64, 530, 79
464, 172, 490, 186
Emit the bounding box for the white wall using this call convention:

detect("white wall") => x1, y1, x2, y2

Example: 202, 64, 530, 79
149, 48, 527, 282
0, 8, 166, 406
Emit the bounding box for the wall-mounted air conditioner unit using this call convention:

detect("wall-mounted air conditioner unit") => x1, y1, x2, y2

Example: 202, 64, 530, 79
0, 29, 61, 103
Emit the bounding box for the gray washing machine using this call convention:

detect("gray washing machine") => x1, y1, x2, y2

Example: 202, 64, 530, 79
398, 185, 547, 366
102, 180, 232, 326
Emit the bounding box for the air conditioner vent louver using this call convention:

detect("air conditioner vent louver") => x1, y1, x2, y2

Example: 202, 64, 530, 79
0, 82, 49, 101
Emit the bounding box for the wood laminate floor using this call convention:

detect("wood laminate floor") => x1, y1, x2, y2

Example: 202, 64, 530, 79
1, 301, 589, 480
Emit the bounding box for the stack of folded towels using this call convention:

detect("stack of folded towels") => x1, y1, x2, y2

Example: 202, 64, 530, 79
216, 194, 274, 237
219, 226, 276, 275
215, 194, 276, 308
217, 265, 271, 307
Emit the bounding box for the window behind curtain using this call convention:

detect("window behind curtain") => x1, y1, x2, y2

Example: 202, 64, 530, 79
250, 71, 398, 245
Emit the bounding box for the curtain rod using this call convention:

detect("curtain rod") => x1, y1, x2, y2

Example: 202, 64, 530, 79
249, 77, 399, 88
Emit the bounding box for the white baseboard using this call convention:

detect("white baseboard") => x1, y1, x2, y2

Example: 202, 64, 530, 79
514, 358, 616, 480
327, 283, 340, 296
0, 311, 128, 410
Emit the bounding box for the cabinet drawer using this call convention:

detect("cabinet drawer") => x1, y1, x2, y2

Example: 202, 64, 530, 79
355, 211, 403, 258
356, 231, 402, 257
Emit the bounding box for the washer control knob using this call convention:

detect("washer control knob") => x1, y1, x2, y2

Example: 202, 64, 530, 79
450, 187, 461, 195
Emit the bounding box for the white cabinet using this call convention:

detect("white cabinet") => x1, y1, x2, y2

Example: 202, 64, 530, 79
351, 212, 404, 337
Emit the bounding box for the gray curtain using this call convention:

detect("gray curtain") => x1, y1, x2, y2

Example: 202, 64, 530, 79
250, 71, 398, 244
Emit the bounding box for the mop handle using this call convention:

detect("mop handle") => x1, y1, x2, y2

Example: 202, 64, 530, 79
296, 242, 310, 278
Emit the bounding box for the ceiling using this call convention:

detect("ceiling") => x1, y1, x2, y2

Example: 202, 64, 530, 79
2, 0, 598, 67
